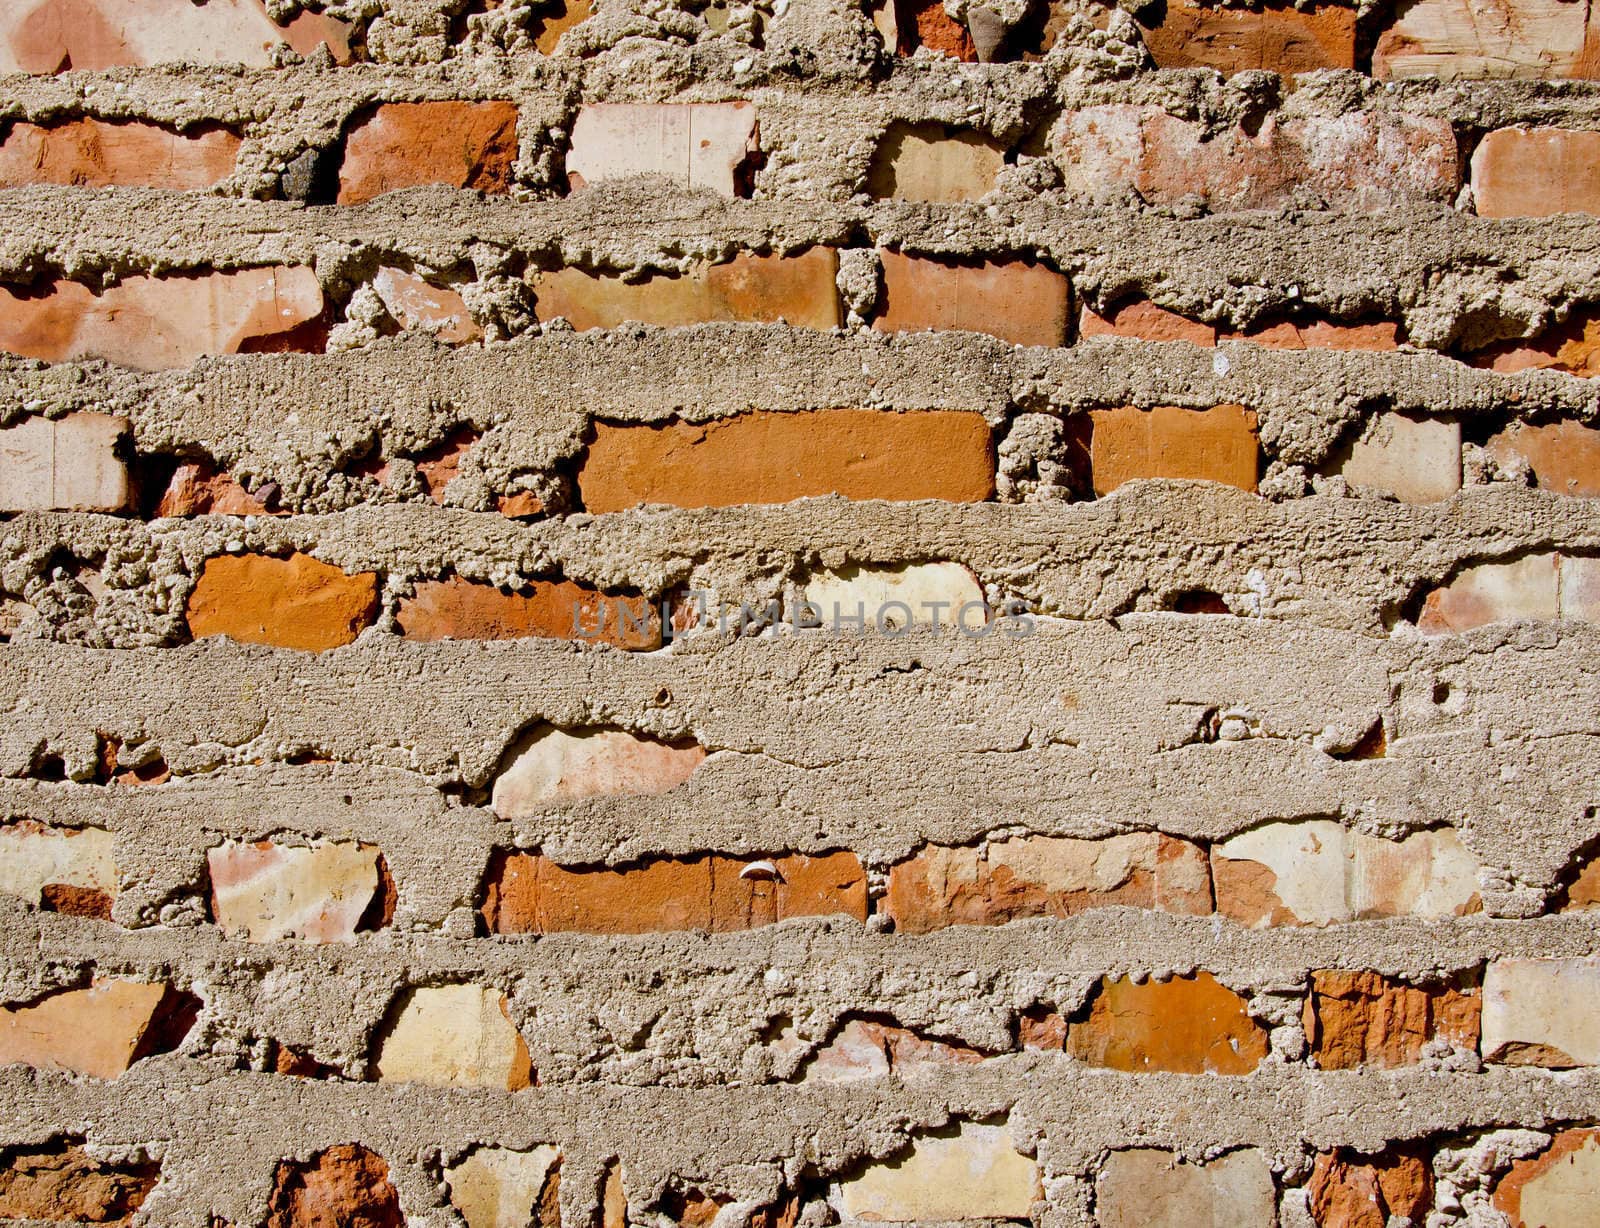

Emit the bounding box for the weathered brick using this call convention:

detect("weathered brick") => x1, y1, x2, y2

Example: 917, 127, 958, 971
338, 102, 519, 205
0, 820, 116, 918
1089, 404, 1259, 495
481, 850, 868, 933
882, 0, 978, 58
1138, 0, 1356, 74
1308, 1148, 1433, 1228
1080, 301, 1218, 346
186, 553, 379, 652
797, 561, 985, 632
566, 103, 758, 196
1056, 106, 1459, 211
490, 727, 706, 817
1474, 315, 1600, 375
0, 266, 324, 370
372, 267, 482, 344
373, 984, 532, 1089
397, 577, 662, 650
1471, 127, 1600, 218
1335, 411, 1461, 503
1211, 821, 1482, 926
530, 249, 840, 331
0, 1142, 159, 1224
866, 124, 1005, 202
1494, 1129, 1600, 1228
577, 410, 995, 511
1064, 972, 1269, 1074
0, 412, 131, 512
266, 1145, 403, 1228
1374, 0, 1600, 81
1097, 1148, 1277, 1228
0, 0, 352, 73
873, 250, 1071, 347
0, 980, 194, 1079
446, 1145, 561, 1228
1416, 552, 1600, 632
0, 118, 239, 190
153, 461, 277, 517
828, 1122, 1039, 1221
1304, 970, 1480, 1069
1485, 421, 1600, 496
1482, 957, 1600, 1067
534, 0, 593, 51
802, 1018, 986, 1083
885, 833, 1212, 934
208, 840, 383, 943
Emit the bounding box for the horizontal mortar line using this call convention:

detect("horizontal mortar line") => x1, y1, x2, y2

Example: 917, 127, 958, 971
6, 61, 1600, 126
1, 1061, 1597, 1158
5, 189, 1600, 282
4, 327, 1598, 433
17, 912, 1600, 981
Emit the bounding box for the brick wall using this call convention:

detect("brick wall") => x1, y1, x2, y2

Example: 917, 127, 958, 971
1, 0, 1599, 1225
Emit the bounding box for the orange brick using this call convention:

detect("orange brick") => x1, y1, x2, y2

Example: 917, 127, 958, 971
396, 576, 661, 650
482, 851, 868, 934
1138, 0, 1356, 74
0, 118, 239, 189
1475, 315, 1600, 376
0, 1142, 158, 1223
186, 553, 379, 652
531, 249, 840, 331
874, 250, 1070, 347
337, 102, 518, 205
1065, 972, 1269, 1074
1226, 319, 1400, 351
266, 1146, 402, 1228
1310, 1149, 1432, 1228
1304, 970, 1480, 1069
1079, 301, 1217, 346
1472, 127, 1600, 218
1485, 421, 1600, 496
577, 410, 995, 511
1089, 404, 1259, 495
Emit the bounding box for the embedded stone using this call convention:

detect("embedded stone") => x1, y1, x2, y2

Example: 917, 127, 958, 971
829, 1121, 1040, 1221
885, 833, 1213, 934
207, 840, 381, 943
373, 984, 532, 1090
0, 821, 116, 916
1211, 820, 1482, 926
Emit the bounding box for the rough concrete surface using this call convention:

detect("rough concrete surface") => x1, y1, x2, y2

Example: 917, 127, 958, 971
2, 0, 1600, 1224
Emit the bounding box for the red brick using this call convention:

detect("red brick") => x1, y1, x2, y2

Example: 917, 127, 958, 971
577, 410, 995, 511
1474, 315, 1600, 376
1080, 301, 1217, 346
1225, 319, 1401, 351
1089, 404, 1259, 495
0, 1142, 159, 1223
153, 461, 278, 516
531, 249, 840, 331
0, 118, 239, 190
1065, 972, 1269, 1074
874, 250, 1070, 347
396, 576, 662, 650
893, 0, 977, 58
1309, 1148, 1432, 1228
534, 0, 593, 52
1485, 421, 1600, 496
0, 0, 353, 73
185, 552, 379, 652
337, 102, 518, 205
1056, 105, 1459, 211
1138, 0, 1356, 74
372, 268, 481, 344
1303, 970, 1480, 1069
803, 1018, 986, 1082
266, 1145, 402, 1228
1472, 127, 1600, 218
885, 834, 1211, 934
481, 851, 868, 934
0, 267, 324, 371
